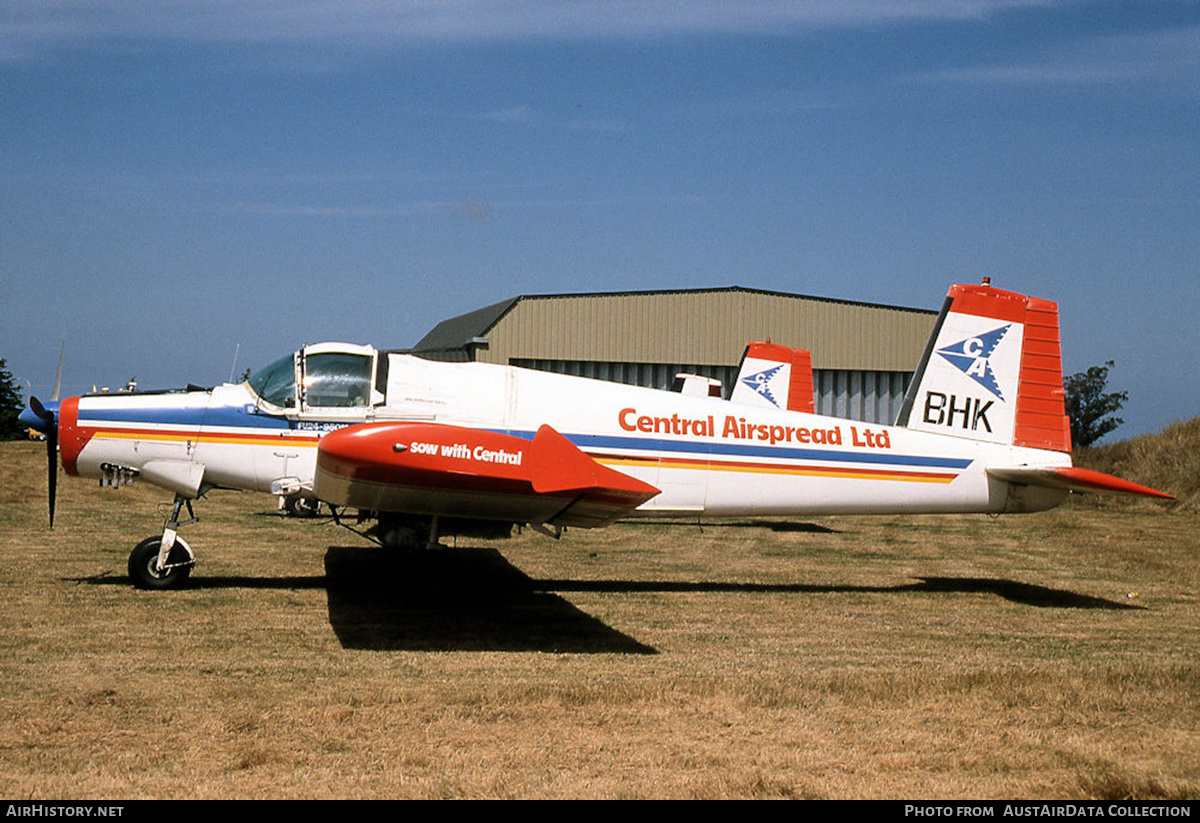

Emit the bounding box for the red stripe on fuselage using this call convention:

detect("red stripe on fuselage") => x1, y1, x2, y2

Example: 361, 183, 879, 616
590, 451, 959, 484
72, 424, 318, 447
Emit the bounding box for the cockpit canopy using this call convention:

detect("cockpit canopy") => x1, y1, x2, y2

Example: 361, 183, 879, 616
247, 353, 297, 406
246, 343, 381, 410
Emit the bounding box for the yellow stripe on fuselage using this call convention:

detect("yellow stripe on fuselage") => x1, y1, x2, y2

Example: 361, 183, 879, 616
87, 428, 319, 448
598, 455, 958, 485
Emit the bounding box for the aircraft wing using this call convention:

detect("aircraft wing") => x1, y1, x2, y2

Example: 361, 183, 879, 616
987, 466, 1174, 499
314, 422, 661, 529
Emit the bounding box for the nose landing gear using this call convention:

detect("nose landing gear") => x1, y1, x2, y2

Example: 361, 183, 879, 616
128, 494, 197, 590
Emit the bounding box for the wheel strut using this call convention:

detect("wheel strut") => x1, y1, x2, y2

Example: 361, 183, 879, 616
128, 493, 198, 589
156, 494, 198, 571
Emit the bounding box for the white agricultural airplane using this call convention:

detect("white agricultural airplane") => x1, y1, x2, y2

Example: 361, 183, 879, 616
23, 281, 1172, 589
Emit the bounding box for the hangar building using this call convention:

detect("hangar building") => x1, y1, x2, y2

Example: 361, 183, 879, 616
409, 287, 938, 425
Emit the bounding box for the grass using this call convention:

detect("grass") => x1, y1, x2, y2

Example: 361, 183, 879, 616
0, 440, 1197, 799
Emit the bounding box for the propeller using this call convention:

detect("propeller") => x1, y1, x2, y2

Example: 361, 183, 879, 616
23, 342, 65, 527
27, 396, 58, 527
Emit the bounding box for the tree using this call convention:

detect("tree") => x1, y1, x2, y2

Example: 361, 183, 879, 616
0, 359, 26, 441
1064, 360, 1126, 448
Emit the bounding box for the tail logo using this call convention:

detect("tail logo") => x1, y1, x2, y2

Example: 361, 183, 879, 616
936, 325, 1011, 401
740, 366, 784, 407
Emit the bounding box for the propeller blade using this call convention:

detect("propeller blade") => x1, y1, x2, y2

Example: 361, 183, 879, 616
51, 341, 64, 401
29, 397, 58, 528
20, 396, 53, 434
29, 395, 50, 423
46, 428, 57, 528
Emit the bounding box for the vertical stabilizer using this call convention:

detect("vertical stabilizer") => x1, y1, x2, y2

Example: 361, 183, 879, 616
730, 342, 815, 413
897, 282, 1071, 451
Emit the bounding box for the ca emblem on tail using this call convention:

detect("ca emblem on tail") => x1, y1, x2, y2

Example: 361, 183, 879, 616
740, 365, 784, 407
935, 324, 1011, 401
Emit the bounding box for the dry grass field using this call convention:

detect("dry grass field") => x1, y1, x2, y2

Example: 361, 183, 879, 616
0, 440, 1197, 799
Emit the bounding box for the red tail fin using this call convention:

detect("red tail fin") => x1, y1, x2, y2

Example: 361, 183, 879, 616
899, 283, 1071, 451
730, 342, 815, 413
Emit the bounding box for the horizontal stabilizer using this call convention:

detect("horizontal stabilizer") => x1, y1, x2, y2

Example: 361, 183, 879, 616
987, 466, 1174, 499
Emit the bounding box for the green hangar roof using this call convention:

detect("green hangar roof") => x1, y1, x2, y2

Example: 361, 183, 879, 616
411, 286, 937, 372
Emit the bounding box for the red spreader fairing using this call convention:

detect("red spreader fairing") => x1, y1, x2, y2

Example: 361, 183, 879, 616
314, 422, 660, 528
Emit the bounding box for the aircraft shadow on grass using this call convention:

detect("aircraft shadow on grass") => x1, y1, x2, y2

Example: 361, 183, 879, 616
626, 519, 840, 533
322, 546, 656, 654
539, 576, 1143, 610
68, 545, 1143, 654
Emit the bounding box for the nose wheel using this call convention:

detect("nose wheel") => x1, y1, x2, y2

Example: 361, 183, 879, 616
128, 536, 194, 589
127, 493, 198, 590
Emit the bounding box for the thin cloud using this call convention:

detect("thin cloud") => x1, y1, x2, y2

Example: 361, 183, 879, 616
475, 106, 542, 125
909, 25, 1200, 90
465, 105, 633, 133
676, 89, 847, 120
2, 0, 1062, 58
564, 118, 635, 133
214, 192, 709, 218
454, 200, 495, 222
215, 200, 459, 218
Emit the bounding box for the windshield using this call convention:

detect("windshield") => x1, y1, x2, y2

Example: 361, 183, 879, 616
303, 352, 372, 407
247, 354, 297, 407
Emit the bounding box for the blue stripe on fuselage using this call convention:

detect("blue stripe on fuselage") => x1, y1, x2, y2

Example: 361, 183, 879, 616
79, 402, 973, 471
493, 429, 974, 470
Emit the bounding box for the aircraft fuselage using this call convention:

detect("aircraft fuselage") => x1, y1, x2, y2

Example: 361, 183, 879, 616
58, 350, 1071, 520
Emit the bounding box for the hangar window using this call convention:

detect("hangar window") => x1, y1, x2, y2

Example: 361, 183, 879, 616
302, 352, 373, 408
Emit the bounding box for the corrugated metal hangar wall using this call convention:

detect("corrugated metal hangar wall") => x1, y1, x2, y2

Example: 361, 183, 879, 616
410, 287, 938, 425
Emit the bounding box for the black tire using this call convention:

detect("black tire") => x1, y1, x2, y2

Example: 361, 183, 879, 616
128, 537, 193, 590
282, 494, 320, 518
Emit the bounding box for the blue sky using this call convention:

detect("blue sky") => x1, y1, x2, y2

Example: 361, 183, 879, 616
3, 1, 1197, 438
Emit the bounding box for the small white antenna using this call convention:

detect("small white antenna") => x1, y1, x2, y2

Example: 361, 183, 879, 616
229, 343, 241, 383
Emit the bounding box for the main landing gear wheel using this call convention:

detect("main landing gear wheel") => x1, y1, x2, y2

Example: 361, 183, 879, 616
128, 537, 194, 590
282, 494, 320, 518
